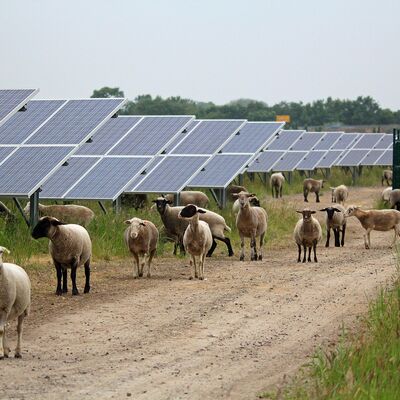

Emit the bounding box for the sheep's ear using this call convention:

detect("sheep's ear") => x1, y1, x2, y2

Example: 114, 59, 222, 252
310, 211, 316, 214
51, 219, 64, 226
197, 209, 206, 214
333, 208, 342, 213
124, 220, 132, 225
319, 208, 327, 212
329, 187, 335, 190
140, 221, 147, 226
296, 210, 303, 214
152, 199, 158, 203
232, 194, 239, 198
0, 247, 10, 255
166, 200, 173, 205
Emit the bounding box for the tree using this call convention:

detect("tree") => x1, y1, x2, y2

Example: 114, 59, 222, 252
91, 87, 125, 98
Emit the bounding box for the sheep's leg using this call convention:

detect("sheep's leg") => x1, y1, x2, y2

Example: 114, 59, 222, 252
0, 314, 7, 359
206, 239, 218, 257
193, 256, 198, 279
313, 240, 318, 262
54, 261, 63, 296
240, 233, 245, 261
303, 190, 308, 202
279, 186, 283, 198
334, 229, 340, 247
341, 224, 346, 247
15, 314, 25, 358
84, 259, 91, 293
62, 268, 68, 293
179, 240, 185, 255
364, 228, 372, 249
139, 255, 145, 277
214, 236, 233, 257
307, 246, 312, 262
132, 253, 139, 278
302, 245, 307, 263
251, 233, 257, 261
173, 242, 178, 256
147, 250, 156, 278
71, 262, 79, 295
2, 324, 10, 358
297, 244, 301, 262
258, 232, 265, 261
315, 192, 320, 203
199, 253, 206, 280
325, 228, 330, 247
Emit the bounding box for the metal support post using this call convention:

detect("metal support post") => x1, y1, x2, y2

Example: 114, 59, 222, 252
210, 189, 221, 208
238, 174, 244, 186
393, 129, 400, 189
98, 201, 107, 214
113, 196, 122, 213
29, 190, 40, 229
13, 198, 29, 227
174, 192, 180, 207
288, 172, 292, 184
220, 188, 227, 209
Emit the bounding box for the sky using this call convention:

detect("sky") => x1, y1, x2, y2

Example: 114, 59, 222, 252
1, 0, 400, 109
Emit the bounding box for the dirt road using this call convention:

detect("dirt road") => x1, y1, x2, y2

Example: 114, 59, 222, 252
0, 187, 397, 399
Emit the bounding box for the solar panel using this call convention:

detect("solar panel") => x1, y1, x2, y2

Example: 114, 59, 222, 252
331, 133, 360, 150
0, 146, 17, 163
290, 132, 324, 151
75, 116, 143, 155
109, 116, 194, 156
313, 132, 344, 150
352, 133, 383, 149
247, 151, 286, 172
222, 122, 284, 153
0, 100, 66, 144
336, 149, 371, 166
375, 149, 392, 166
40, 156, 100, 199
316, 150, 343, 168
132, 156, 209, 193
169, 120, 246, 155
266, 130, 304, 150
26, 99, 125, 144
0, 146, 74, 196
126, 157, 165, 191
189, 154, 253, 188
271, 151, 308, 171
63, 157, 152, 200
296, 151, 326, 170
360, 149, 386, 166
375, 134, 392, 149
0, 89, 39, 127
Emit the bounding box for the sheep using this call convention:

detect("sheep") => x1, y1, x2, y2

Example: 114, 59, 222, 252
152, 197, 233, 257
293, 208, 322, 262
24, 203, 94, 226
330, 185, 349, 205
227, 185, 248, 201
31, 217, 92, 295
232, 196, 260, 214
124, 218, 159, 278
303, 178, 325, 203
0, 247, 31, 359
164, 191, 209, 208
319, 205, 346, 247
270, 172, 285, 198
179, 205, 213, 280
389, 189, 400, 211
382, 186, 393, 203
233, 192, 268, 261
382, 169, 392, 186
344, 206, 400, 249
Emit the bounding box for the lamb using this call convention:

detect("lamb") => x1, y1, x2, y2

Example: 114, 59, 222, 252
389, 189, 400, 211
382, 186, 393, 203
330, 185, 349, 205
293, 208, 322, 262
319, 205, 346, 247
270, 172, 285, 198
0, 247, 31, 359
232, 196, 260, 214
124, 218, 159, 278
179, 205, 213, 280
303, 178, 325, 203
164, 191, 209, 208
227, 185, 248, 201
24, 203, 95, 226
31, 217, 92, 295
234, 192, 268, 261
344, 206, 400, 249
152, 197, 233, 257
382, 169, 392, 186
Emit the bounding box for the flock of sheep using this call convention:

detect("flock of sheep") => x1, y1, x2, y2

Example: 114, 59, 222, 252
1, 170, 400, 359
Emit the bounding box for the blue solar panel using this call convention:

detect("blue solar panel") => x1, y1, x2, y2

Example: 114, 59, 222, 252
0, 100, 66, 144
375, 134, 392, 149
0, 147, 17, 163
316, 150, 343, 168
26, 99, 125, 144
272, 151, 307, 171
375, 149, 392, 166
360, 150, 385, 166
169, 120, 245, 155
108, 116, 193, 156
331, 133, 360, 150
266, 130, 304, 151
222, 122, 283, 153
247, 151, 285, 172
291, 133, 324, 151
133, 156, 209, 193
0, 89, 38, 126
0, 146, 73, 196
352, 134, 383, 149
336, 149, 370, 166
64, 157, 152, 200
313, 132, 343, 150
75, 116, 142, 155
40, 156, 100, 199
296, 151, 326, 170
126, 158, 164, 191
189, 154, 253, 188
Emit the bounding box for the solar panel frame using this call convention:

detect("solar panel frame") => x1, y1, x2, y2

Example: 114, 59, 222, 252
336, 149, 371, 167
271, 151, 308, 172
247, 151, 286, 172
315, 150, 344, 168
352, 133, 384, 149
313, 132, 344, 150
290, 132, 325, 151
330, 133, 361, 150
265, 130, 305, 151
359, 149, 386, 166
375, 149, 392, 166
374, 134, 393, 149
296, 150, 326, 170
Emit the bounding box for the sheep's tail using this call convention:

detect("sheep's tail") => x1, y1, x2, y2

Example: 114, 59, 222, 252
224, 224, 231, 233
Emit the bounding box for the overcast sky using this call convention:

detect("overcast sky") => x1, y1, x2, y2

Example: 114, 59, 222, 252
1, 0, 399, 108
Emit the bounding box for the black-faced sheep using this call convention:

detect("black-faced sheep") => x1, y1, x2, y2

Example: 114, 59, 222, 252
319, 205, 346, 247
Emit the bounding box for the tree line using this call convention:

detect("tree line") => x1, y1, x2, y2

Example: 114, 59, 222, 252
91, 87, 400, 128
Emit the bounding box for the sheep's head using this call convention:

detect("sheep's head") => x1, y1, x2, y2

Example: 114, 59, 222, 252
152, 196, 173, 214
249, 197, 260, 207
296, 208, 316, 221
178, 204, 206, 220
232, 191, 257, 209
319, 207, 342, 221
344, 205, 360, 218
31, 216, 65, 239
124, 217, 147, 239
0, 247, 10, 256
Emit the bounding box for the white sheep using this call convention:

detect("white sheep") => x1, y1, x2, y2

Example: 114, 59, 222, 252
232, 196, 260, 215
234, 192, 268, 261
382, 169, 392, 186
24, 203, 95, 226
293, 208, 322, 262
330, 185, 349, 205
164, 191, 209, 208
270, 172, 285, 198
319, 205, 346, 247
0, 247, 31, 359
303, 178, 325, 203
32, 216, 92, 295
179, 205, 213, 280
124, 218, 159, 278
344, 206, 400, 249
382, 186, 393, 203
389, 189, 400, 211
